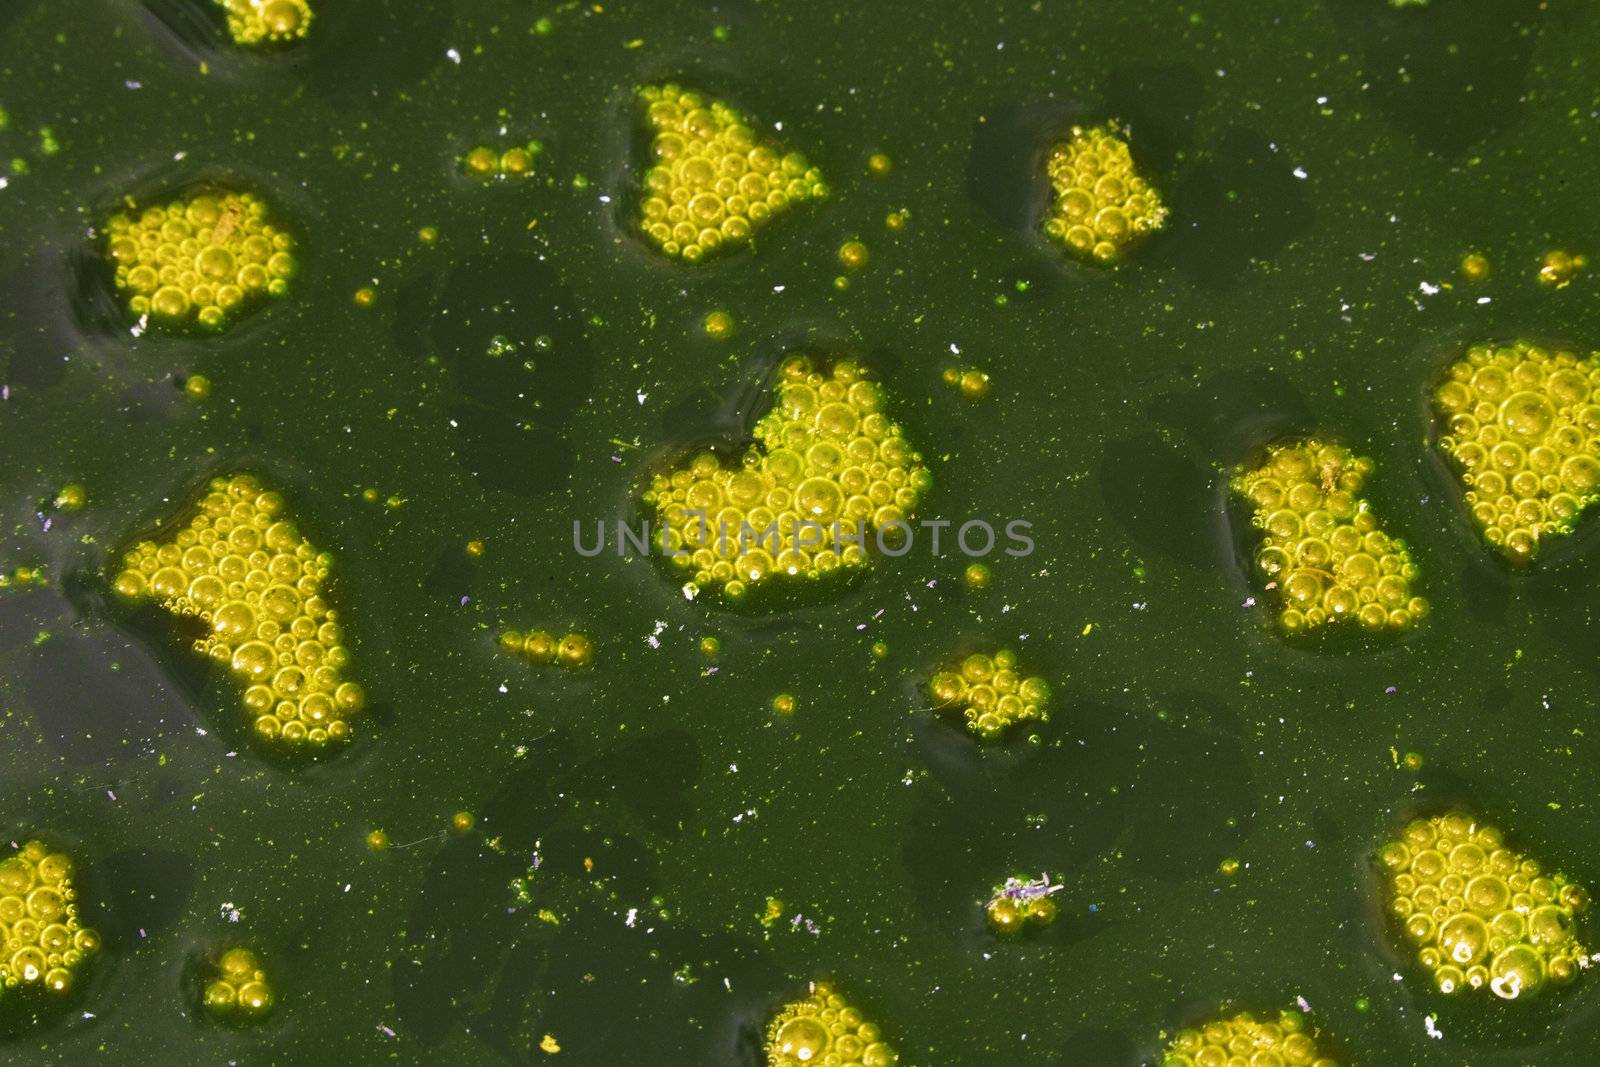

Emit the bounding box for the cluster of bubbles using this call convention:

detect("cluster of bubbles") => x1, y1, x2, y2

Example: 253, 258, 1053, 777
1161, 1010, 1338, 1067
111, 473, 365, 748
1042, 122, 1168, 265
1433, 340, 1600, 564
1379, 811, 1590, 1000
496, 628, 594, 670
202, 946, 274, 1021
636, 83, 828, 262
215, 0, 311, 46
105, 190, 297, 331
0, 841, 101, 997
1538, 250, 1587, 288
765, 981, 898, 1067
928, 649, 1050, 741
461, 141, 543, 181
1233, 438, 1428, 634
643, 355, 931, 601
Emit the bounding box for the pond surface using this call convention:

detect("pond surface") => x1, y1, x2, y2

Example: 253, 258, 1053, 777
2, 0, 1600, 1064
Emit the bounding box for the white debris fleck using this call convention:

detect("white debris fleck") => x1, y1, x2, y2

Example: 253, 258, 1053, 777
1419, 281, 1441, 296
1424, 1014, 1443, 1039
446, 48, 461, 64
636, 390, 649, 405
1292, 166, 1308, 179
625, 908, 638, 927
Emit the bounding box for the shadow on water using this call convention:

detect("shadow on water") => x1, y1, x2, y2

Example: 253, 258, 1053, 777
394, 729, 785, 1065
302, 0, 452, 110
1156, 126, 1315, 290
392, 252, 597, 498
1098, 433, 1221, 570
900, 692, 1254, 944
1322, 0, 1544, 158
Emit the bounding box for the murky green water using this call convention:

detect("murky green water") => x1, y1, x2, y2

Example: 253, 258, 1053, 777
3, 0, 1600, 1063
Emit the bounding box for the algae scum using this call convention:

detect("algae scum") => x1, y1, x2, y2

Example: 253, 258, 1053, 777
3, 0, 1600, 1064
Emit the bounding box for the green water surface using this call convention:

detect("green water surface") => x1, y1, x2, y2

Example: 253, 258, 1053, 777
3, 0, 1600, 1064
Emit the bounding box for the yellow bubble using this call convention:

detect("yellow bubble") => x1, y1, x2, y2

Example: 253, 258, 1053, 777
112, 473, 359, 747
1434, 341, 1600, 563
353, 287, 376, 308
216, 0, 312, 46
771, 692, 796, 715
0, 842, 99, 995
366, 829, 389, 851
1461, 252, 1490, 282
1538, 249, 1587, 288
957, 369, 990, 400
766, 982, 894, 1067
106, 190, 295, 331
452, 811, 476, 834
53, 483, 87, 511
1159, 1010, 1337, 1066
838, 240, 869, 270
702, 309, 735, 339
1233, 437, 1424, 633
644, 353, 928, 598
866, 152, 893, 177
930, 648, 1047, 742
964, 562, 991, 589
463, 146, 498, 175
1042, 122, 1166, 266
635, 84, 826, 261
1380, 811, 1589, 1000
556, 632, 593, 670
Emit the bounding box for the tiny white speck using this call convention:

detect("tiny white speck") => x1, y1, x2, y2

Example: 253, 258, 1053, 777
636, 390, 648, 405
1419, 281, 1441, 296
1477, 296, 1492, 304
1292, 166, 1308, 179
446, 48, 461, 64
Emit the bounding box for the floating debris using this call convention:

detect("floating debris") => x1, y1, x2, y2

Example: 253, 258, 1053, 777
1042, 122, 1167, 265
111, 473, 365, 747
1433, 340, 1600, 564
1232, 438, 1427, 633
635, 83, 827, 262
1379, 811, 1589, 1000
984, 871, 1063, 935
